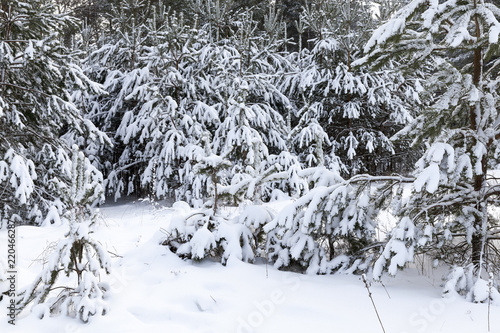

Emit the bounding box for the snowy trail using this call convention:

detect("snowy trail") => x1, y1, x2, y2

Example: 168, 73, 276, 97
1, 201, 499, 332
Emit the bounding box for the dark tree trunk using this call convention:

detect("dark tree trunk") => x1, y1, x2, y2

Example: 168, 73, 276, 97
470, 5, 484, 270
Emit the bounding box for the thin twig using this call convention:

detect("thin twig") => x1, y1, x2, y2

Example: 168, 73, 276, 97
265, 250, 269, 279
362, 274, 386, 333
107, 250, 123, 258
380, 281, 391, 299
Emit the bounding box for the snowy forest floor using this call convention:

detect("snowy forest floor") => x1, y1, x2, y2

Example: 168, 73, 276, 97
2, 200, 499, 333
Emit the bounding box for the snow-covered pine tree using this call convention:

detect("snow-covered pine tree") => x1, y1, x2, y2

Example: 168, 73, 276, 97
17, 147, 111, 322
83, 0, 205, 200
84, 0, 225, 202
264, 167, 413, 273
85, 0, 296, 204
257, 0, 419, 275
192, 2, 306, 205
162, 135, 274, 264
62, 5, 112, 171
0, 0, 104, 225
358, 0, 500, 301
82, 0, 155, 199
281, 0, 418, 175
161, 4, 294, 265
191, 0, 240, 43
209, 8, 293, 201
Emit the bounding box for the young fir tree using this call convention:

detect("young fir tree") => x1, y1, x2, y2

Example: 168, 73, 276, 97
17, 147, 111, 322
0, 0, 104, 225
358, 0, 500, 301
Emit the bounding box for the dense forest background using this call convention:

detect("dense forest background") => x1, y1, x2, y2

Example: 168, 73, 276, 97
58, 0, 419, 203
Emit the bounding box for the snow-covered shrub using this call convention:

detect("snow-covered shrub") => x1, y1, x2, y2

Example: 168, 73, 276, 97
443, 265, 500, 304
163, 204, 275, 264
17, 148, 110, 322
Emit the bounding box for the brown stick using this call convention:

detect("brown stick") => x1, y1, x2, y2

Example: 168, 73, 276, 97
362, 274, 386, 333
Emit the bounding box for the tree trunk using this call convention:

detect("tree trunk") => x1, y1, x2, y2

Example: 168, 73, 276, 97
471, 6, 484, 270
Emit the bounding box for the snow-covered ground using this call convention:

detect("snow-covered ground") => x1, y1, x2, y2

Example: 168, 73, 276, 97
1, 200, 499, 333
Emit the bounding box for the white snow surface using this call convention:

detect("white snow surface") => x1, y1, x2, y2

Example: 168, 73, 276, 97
1, 200, 500, 333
